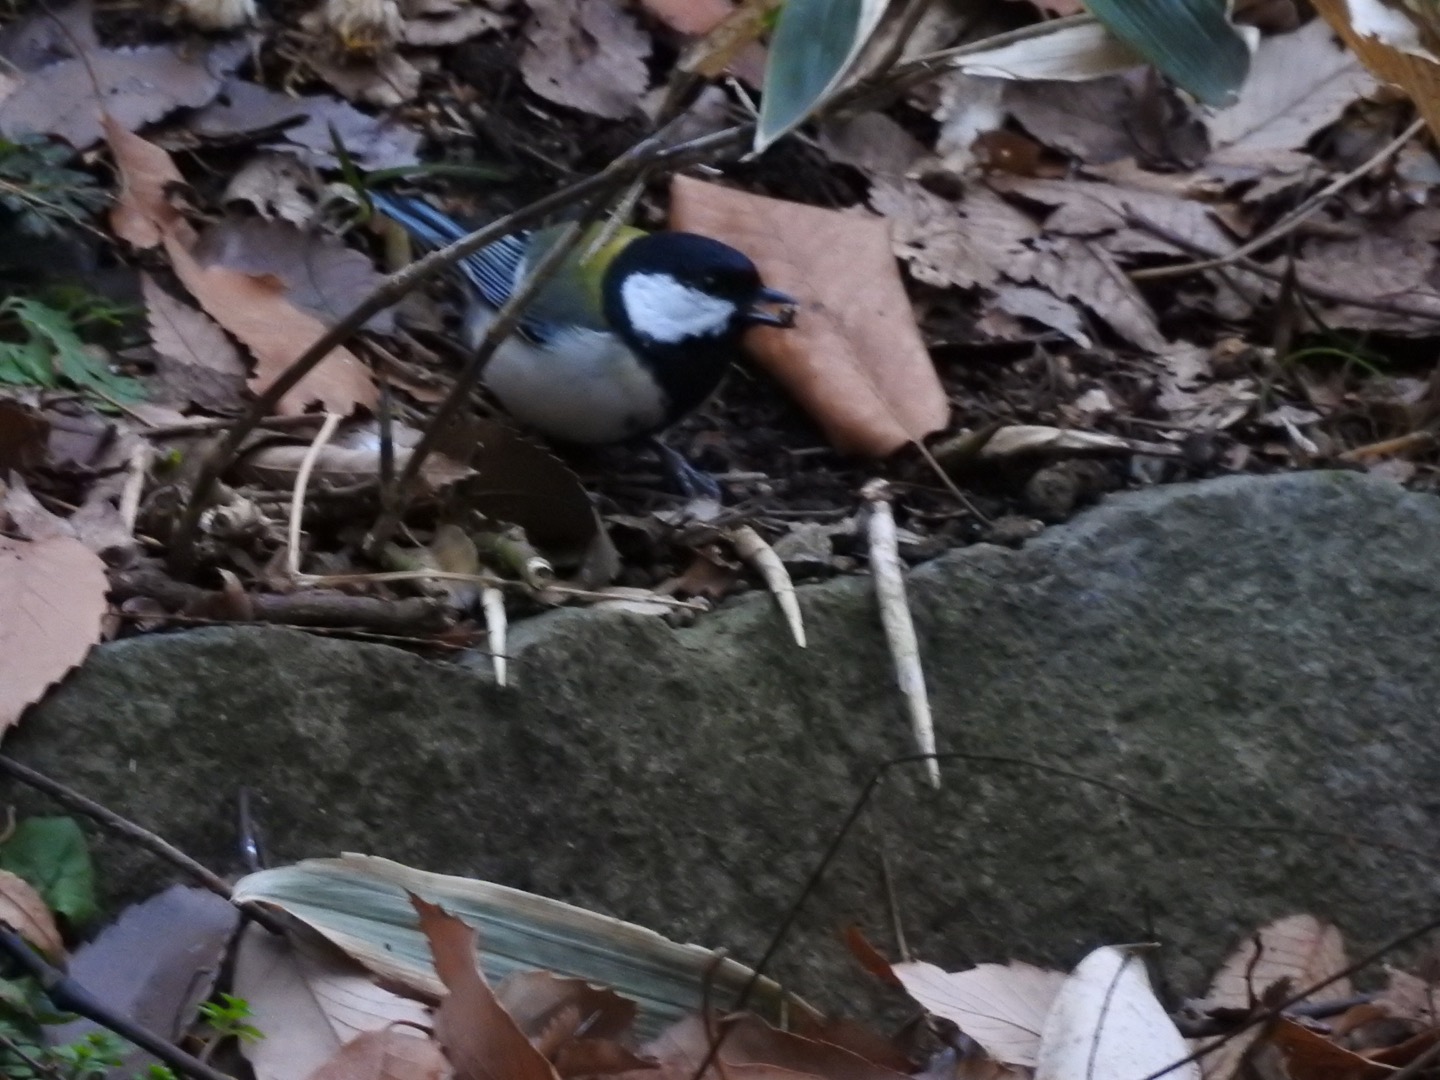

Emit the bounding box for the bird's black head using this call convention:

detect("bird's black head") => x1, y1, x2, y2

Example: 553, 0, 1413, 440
601, 232, 796, 350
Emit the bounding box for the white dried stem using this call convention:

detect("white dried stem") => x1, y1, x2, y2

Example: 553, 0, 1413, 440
117, 441, 153, 536
862, 479, 939, 787
287, 412, 342, 580
481, 586, 507, 688
729, 525, 805, 648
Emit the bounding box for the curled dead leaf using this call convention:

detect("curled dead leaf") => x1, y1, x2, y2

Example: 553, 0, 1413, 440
670, 176, 949, 457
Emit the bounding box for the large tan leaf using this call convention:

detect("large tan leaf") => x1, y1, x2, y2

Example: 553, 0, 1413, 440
0, 534, 107, 737
0, 870, 63, 958
234, 923, 434, 1080
306, 1029, 451, 1080
669, 176, 949, 457
105, 115, 376, 415
520, 0, 649, 119
1203, 914, 1351, 1009
891, 960, 1065, 1068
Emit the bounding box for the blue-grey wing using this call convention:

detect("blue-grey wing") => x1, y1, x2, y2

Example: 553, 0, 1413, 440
370, 192, 553, 343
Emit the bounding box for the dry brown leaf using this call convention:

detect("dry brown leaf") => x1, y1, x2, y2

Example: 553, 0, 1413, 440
1313, 0, 1440, 142
306, 1029, 452, 1080
1007, 236, 1166, 351
234, 924, 434, 1080
195, 218, 395, 333
0, 39, 244, 148
223, 153, 321, 225
671, 176, 949, 457
495, 970, 636, 1043
891, 960, 1065, 1068
238, 428, 472, 496
1267, 1017, 1389, 1080
868, 180, 1039, 291
188, 80, 421, 169
411, 895, 560, 1080
990, 176, 1237, 258
0, 533, 107, 736
989, 285, 1091, 346
1205, 20, 1377, 168
142, 274, 248, 412
1204, 914, 1352, 1010
520, 0, 650, 118
0, 869, 63, 957
712, 1014, 908, 1080
106, 118, 377, 415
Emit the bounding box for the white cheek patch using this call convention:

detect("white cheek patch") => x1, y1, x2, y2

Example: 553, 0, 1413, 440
621, 272, 737, 344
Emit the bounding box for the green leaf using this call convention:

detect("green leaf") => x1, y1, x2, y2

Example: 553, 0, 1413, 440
756, 0, 889, 152
1081, 0, 1249, 106
0, 818, 97, 925
0, 297, 145, 402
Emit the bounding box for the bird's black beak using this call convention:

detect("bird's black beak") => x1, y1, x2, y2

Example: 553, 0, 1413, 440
744, 286, 798, 329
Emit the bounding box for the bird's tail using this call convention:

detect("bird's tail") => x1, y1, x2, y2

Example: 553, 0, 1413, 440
368, 190, 469, 249
369, 190, 526, 312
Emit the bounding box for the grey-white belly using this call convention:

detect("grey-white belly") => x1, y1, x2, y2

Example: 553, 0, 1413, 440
478, 325, 670, 445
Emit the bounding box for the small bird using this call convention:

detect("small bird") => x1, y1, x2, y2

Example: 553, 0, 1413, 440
371, 192, 795, 489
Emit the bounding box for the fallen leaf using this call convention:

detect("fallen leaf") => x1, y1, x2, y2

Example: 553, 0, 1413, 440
189, 79, 422, 170
869, 179, 1040, 291
817, 113, 926, 179
1312, 0, 1440, 143
1035, 946, 1198, 1080
411, 895, 560, 1080
670, 176, 949, 456
495, 969, 636, 1043
223, 153, 322, 226
1205, 20, 1377, 168
1007, 236, 1166, 351
1266, 1017, 1389, 1080
0, 869, 63, 957
306, 1028, 452, 1080
237, 423, 473, 495
892, 960, 1065, 1068
990, 176, 1237, 258
1375, 965, 1440, 1026
403, 0, 505, 45
195, 218, 395, 333
0, 533, 107, 737
1204, 914, 1352, 1010
106, 118, 377, 415
306, 50, 424, 107
520, 0, 650, 118
1003, 77, 1145, 164
234, 923, 435, 1080
143, 273, 249, 412
0, 39, 245, 148
46, 884, 238, 1075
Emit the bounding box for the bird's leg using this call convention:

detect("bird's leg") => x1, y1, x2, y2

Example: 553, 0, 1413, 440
651, 437, 722, 501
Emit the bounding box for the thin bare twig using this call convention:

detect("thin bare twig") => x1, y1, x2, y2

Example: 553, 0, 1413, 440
286, 411, 342, 579
1126, 210, 1440, 323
